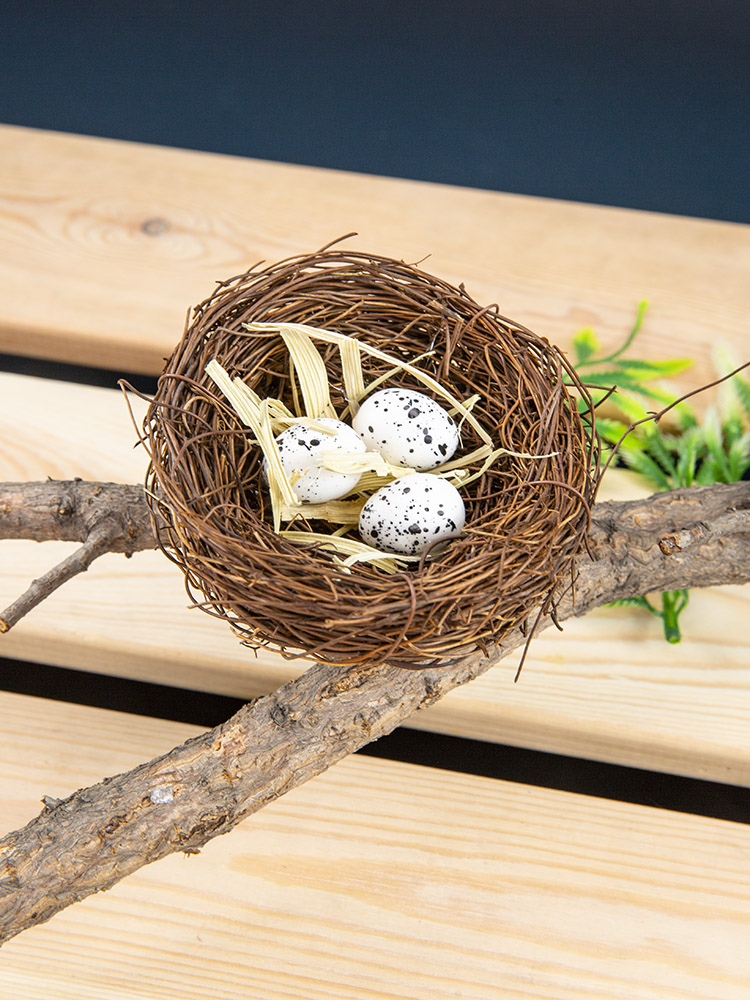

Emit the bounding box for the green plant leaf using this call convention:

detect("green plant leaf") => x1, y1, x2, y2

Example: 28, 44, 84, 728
695, 459, 719, 485
592, 416, 631, 446
674, 426, 703, 488
608, 595, 658, 613
642, 426, 678, 480
676, 406, 700, 431
702, 407, 733, 482
730, 375, 750, 421
727, 431, 750, 482
573, 305, 749, 645
619, 448, 673, 490
583, 370, 681, 407
604, 391, 652, 424
572, 326, 601, 365
660, 590, 690, 643
613, 358, 693, 379
595, 299, 649, 363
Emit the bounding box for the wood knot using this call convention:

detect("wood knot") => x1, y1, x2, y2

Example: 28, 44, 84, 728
100, 813, 128, 838
269, 701, 293, 727
57, 494, 75, 517
658, 524, 705, 555
141, 217, 170, 236
659, 534, 681, 555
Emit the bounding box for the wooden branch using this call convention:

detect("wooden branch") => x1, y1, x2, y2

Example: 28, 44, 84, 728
1, 479, 749, 945
0, 481, 155, 633
0, 481, 154, 548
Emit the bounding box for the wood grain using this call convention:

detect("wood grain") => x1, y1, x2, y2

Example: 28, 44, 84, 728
1, 690, 749, 999
2, 372, 750, 784
1, 124, 749, 396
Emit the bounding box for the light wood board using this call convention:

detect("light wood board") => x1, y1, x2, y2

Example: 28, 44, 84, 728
1, 124, 749, 782
2, 124, 749, 394
2, 371, 749, 785
1, 690, 749, 1000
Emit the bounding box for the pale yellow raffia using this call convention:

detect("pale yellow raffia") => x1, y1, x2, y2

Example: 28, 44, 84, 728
208, 322, 545, 571
205, 360, 294, 532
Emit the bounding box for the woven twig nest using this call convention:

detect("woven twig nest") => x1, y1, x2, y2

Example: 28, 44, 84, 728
144, 246, 599, 669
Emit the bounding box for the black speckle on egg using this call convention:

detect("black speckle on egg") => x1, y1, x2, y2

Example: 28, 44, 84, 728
408, 407, 420, 418
408, 524, 421, 534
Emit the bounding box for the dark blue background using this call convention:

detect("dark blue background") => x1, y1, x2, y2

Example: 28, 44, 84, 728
2, 0, 748, 222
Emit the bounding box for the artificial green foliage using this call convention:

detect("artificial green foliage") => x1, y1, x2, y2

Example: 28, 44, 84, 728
569, 305, 750, 643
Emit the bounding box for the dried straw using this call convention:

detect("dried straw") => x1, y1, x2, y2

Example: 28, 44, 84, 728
143, 245, 600, 668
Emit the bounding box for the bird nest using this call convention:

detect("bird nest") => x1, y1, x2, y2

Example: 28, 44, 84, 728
143, 246, 600, 669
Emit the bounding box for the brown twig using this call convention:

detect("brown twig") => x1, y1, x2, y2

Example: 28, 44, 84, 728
1, 478, 749, 945
1, 519, 120, 632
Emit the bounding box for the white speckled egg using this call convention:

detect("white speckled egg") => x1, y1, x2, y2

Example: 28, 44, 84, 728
352, 388, 459, 471
272, 418, 366, 502
358, 473, 465, 555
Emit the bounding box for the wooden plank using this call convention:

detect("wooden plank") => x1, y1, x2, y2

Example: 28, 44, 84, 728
1, 124, 749, 393
2, 371, 750, 784
1, 690, 749, 999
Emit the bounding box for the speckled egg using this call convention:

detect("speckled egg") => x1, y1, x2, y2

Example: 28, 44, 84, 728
352, 388, 459, 471
271, 418, 366, 502
358, 473, 466, 555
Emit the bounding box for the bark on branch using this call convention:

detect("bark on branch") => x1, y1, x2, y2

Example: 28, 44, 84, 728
0, 481, 153, 548
1, 478, 749, 945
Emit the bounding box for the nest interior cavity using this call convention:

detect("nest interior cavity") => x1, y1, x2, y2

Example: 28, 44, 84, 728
143, 246, 599, 669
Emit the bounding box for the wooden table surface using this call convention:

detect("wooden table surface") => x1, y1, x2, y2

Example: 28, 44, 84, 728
1, 123, 749, 998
